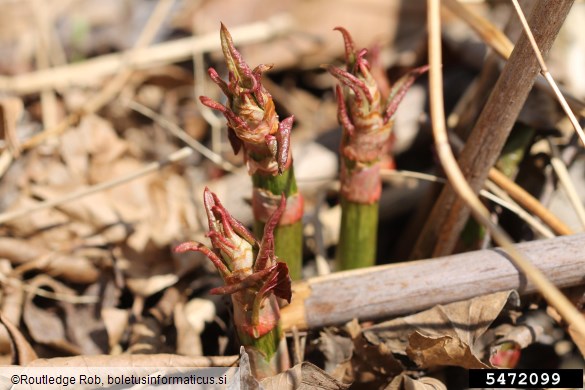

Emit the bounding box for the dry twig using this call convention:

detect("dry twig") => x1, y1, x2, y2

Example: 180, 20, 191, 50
488, 168, 573, 236
381, 169, 555, 238
0, 16, 293, 95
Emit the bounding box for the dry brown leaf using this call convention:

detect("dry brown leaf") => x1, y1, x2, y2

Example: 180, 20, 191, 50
237, 342, 349, 389
23, 275, 107, 355
175, 298, 216, 356
0, 238, 100, 284
127, 316, 167, 354
352, 329, 404, 387
317, 329, 353, 381
0, 312, 37, 364
101, 307, 129, 353
363, 290, 519, 369
385, 374, 447, 390
259, 362, 350, 390
77, 115, 128, 166
30, 185, 126, 244
23, 275, 82, 355
126, 274, 178, 298
2, 198, 70, 239
182, 0, 406, 70
406, 331, 487, 369
0, 261, 24, 355
232, 346, 263, 390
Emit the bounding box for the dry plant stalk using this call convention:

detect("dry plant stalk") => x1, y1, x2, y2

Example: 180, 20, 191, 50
413, 0, 575, 259
175, 189, 291, 379
200, 24, 303, 279
426, 0, 585, 352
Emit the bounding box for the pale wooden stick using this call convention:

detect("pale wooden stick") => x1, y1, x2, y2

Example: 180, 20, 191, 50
281, 233, 585, 330
25, 354, 239, 367
0, 15, 293, 95
427, 0, 585, 348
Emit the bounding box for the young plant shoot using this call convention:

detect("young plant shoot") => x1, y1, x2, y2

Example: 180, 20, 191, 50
327, 27, 428, 270
175, 188, 291, 379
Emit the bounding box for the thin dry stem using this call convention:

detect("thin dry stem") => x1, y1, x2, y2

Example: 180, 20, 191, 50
484, 180, 554, 238
127, 100, 237, 172
31, 0, 59, 130
428, 0, 585, 349
510, 0, 585, 148
488, 168, 574, 236
548, 139, 585, 230
380, 169, 555, 238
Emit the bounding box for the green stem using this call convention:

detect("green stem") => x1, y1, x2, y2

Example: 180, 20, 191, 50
254, 220, 302, 280
337, 196, 379, 270
237, 324, 287, 378
252, 165, 303, 280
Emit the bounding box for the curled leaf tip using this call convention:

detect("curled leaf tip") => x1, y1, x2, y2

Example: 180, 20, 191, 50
334, 26, 356, 66
384, 65, 429, 122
